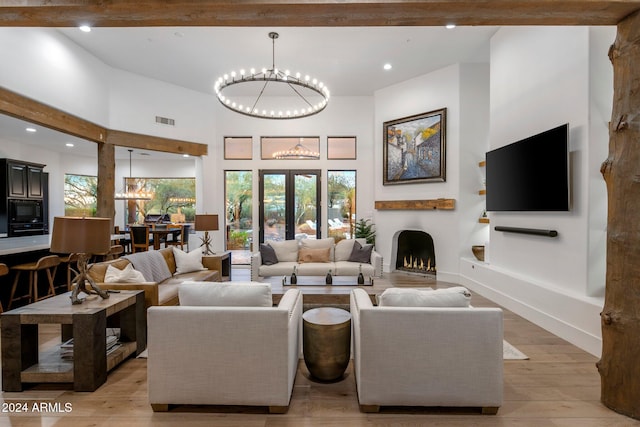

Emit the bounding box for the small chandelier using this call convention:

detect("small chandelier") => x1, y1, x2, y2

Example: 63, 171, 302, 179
115, 149, 153, 200
273, 138, 320, 159
214, 32, 330, 120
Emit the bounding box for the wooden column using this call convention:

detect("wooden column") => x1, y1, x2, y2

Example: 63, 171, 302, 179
96, 142, 115, 223
598, 9, 640, 420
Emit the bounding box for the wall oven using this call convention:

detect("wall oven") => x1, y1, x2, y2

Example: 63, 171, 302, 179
8, 199, 45, 236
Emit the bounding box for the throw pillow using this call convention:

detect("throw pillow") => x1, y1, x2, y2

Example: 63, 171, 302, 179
377, 286, 472, 307
300, 238, 336, 261
172, 246, 206, 275
348, 241, 373, 264
334, 239, 356, 262
179, 282, 272, 307
266, 239, 299, 262
298, 247, 331, 263
260, 243, 279, 265
104, 264, 146, 283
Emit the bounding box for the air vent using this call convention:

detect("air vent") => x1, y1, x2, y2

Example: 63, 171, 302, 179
155, 116, 175, 126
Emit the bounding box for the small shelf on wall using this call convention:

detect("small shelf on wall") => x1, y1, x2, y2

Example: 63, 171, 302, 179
479, 217, 490, 224
479, 160, 486, 167
478, 189, 486, 195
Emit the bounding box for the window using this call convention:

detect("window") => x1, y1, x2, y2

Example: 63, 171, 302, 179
225, 171, 253, 257
224, 136, 253, 160
123, 177, 195, 224
261, 136, 320, 160
327, 136, 357, 159
64, 174, 97, 216
327, 170, 356, 241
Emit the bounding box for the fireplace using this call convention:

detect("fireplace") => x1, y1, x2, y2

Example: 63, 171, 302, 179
394, 230, 436, 275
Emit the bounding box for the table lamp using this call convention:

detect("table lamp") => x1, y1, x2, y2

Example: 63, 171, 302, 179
50, 216, 111, 304
194, 214, 219, 255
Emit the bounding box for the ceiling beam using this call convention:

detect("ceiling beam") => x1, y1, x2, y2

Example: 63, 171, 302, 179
0, 86, 208, 157
0, 1, 638, 27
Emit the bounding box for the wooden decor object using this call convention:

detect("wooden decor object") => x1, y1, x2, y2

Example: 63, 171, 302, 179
598, 9, 640, 420
374, 199, 455, 210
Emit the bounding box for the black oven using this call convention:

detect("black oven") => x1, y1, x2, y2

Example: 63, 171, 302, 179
8, 199, 45, 236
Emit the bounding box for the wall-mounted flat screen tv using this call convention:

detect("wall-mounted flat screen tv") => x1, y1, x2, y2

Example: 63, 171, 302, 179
486, 123, 569, 212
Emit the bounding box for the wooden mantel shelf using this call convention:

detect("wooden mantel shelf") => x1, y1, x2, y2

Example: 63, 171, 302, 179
374, 199, 455, 211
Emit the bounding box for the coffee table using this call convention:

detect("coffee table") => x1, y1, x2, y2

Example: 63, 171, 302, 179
1, 290, 145, 392
302, 307, 351, 381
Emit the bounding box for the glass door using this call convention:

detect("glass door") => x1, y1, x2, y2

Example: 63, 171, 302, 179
259, 170, 321, 242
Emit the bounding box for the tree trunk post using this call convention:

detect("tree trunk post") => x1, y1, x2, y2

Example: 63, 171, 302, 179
598, 9, 640, 420
96, 142, 116, 224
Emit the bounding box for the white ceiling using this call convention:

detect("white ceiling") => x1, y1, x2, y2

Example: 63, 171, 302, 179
2, 26, 499, 158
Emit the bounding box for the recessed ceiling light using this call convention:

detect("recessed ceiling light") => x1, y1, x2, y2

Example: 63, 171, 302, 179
445, 24, 456, 29
65, 143, 74, 147
183, 154, 190, 158
79, 25, 92, 33
383, 63, 392, 71
25, 127, 36, 133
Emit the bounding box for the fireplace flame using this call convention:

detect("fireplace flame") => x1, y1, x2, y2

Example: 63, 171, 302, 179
400, 253, 436, 274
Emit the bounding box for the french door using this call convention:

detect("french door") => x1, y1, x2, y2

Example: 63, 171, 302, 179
259, 170, 321, 243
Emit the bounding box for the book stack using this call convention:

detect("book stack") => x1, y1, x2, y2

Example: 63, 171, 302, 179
60, 335, 120, 359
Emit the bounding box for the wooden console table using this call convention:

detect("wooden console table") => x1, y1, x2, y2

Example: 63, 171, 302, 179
1, 290, 145, 392
202, 251, 231, 281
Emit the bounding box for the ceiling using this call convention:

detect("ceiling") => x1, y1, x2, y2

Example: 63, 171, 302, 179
3, 25, 500, 159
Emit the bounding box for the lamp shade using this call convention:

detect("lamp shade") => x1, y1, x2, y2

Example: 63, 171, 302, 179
194, 214, 219, 231
50, 217, 112, 255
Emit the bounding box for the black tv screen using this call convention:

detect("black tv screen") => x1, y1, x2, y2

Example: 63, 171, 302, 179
486, 124, 569, 212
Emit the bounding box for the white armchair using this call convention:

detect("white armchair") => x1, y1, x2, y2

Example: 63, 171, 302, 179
147, 286, 302, 413
350, 288, 504, 413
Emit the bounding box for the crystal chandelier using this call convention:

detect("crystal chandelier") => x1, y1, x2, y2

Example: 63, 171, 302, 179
214, 32, 330, 120
273, 138, 320, 159
114, 150, 153, 200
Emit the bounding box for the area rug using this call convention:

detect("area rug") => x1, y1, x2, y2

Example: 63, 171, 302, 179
503, 340, 529, 360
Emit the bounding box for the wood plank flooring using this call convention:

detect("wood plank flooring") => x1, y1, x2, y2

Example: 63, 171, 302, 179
0, 268, 637, 426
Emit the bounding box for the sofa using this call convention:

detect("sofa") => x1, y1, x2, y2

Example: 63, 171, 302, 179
87, 247, 219, 308
147, 282, 302, 413
251, 238, 382, 281
350, 287, 504, 413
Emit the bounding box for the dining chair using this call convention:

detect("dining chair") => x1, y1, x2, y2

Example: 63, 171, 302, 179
130, 225, 150, 253
165, 224, 184, 250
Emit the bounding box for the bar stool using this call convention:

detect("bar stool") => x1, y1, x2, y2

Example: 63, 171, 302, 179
57, 253, 79, 292
9, 255, 61, 309
0, 263, 9, 313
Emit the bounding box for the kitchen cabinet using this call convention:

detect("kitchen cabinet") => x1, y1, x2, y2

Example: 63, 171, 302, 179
1, 159, 45, 199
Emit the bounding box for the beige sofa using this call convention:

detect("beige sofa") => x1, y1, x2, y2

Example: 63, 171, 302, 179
88, 247, 219, 308
350, 288, 504, 413
147, 284, 302, 413
251, 238, 382, 281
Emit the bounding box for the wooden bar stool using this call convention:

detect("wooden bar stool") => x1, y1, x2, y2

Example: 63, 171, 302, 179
9, 255, 61, 309
0, 263, 9, 313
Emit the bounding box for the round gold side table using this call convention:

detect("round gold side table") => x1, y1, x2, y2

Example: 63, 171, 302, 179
302, 307, 351, 381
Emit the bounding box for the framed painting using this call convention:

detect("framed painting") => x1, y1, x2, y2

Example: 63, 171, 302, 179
383, 108, 446, 185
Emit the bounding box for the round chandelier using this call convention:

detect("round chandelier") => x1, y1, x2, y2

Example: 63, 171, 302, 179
114, 149, 153, 201
214, 32, 330, 120
273, 139, 320, 159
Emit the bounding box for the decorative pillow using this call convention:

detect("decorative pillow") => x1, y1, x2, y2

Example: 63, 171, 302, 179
179, 282, 272, 307
172, 246, 206, 275
260, 243, 279, 265
378, 286, 471, 307
300, 238, 336, 261
104, 264, 146, 283
266, 239, 299, 262
298, 247, 331, 263
334, 239, 357, 262
348, 241, 373, 264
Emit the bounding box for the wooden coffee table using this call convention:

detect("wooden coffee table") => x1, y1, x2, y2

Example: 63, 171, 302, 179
1, 290, 145, 392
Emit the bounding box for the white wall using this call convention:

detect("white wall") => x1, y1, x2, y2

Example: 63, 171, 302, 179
460, 26, 614, 356
0, 28, 110, 126
373, 63, 490, 281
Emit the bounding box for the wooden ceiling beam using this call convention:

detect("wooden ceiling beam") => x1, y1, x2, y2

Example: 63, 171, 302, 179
0, 86, 208, 157
0, 1, 638, 27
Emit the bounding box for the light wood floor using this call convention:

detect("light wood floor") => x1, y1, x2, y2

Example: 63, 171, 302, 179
1, 268, 638, 426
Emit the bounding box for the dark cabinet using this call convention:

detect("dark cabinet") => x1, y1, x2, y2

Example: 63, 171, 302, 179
1, 159, 45, 199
